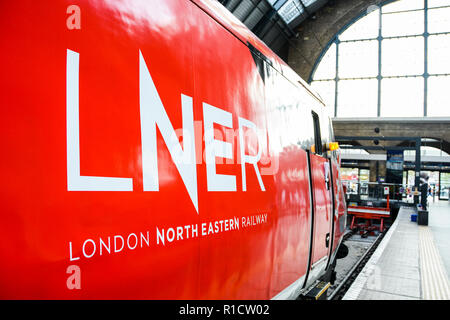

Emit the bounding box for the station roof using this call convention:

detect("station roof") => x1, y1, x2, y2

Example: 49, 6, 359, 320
333, 117, 450, 156
218, 0, 328, 59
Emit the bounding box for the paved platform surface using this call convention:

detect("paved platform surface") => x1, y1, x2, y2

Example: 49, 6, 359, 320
428, 198, 450, 280
343, 200, 450, 300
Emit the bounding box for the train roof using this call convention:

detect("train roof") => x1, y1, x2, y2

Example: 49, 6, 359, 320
192, 0, 326, 107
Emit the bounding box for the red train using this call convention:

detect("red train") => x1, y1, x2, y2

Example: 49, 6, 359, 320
0, 0, 347, 299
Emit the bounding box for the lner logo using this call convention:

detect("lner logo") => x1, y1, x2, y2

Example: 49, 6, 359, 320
66, 49, 268, 213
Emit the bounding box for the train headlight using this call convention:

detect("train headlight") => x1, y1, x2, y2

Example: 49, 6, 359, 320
328, 142, 339, 151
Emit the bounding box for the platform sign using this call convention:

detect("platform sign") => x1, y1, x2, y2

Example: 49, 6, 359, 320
386, 150, 403, 184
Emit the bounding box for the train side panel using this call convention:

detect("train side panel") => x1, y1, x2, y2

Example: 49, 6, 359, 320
190, 4, 274, 299
263, 65, 315, 298
0, 0, 343, 299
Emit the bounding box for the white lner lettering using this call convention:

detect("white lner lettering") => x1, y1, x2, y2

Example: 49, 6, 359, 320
203, 102, 236, 192
139, 50, 199, 212
66, 49, 133, 191
239, 117, 265, 191
66, 49, 266, 212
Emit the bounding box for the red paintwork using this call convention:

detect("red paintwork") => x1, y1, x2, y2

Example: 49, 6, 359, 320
0, 0, 346, 299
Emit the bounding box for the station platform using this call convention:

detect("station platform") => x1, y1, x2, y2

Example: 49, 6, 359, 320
343, 200, 450, 300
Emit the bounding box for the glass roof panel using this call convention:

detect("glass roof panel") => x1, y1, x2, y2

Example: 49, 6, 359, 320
382, 0, 424, 13
339, 7, 379, 41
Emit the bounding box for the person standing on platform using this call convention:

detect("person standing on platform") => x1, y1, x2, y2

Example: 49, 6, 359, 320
420, 173, 429, 210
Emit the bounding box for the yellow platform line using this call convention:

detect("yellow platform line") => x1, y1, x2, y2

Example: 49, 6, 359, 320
419, 226, 450, 300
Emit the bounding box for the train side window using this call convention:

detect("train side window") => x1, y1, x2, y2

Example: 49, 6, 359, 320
312, 111, 322, 154
328, 117, 335, 143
